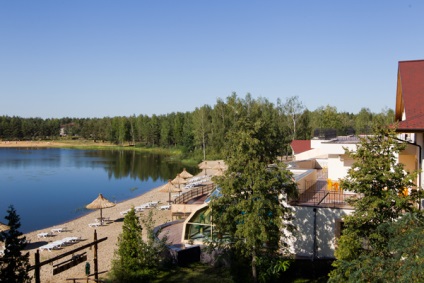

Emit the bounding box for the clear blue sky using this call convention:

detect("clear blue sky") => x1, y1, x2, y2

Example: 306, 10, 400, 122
1, 1, 423, 118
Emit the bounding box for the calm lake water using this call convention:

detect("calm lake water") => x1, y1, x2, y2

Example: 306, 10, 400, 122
0, 148, 198, 233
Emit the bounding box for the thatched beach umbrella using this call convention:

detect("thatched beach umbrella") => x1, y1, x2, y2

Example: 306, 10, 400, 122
179, 168, 193, 179
172, 174, 188, 188
199, 161, 211, 175
214, 168, 224, 177
0, 222, 9, 232
159, 180, 182, 204
213, 161, 226, 171
86, 193, 116, 224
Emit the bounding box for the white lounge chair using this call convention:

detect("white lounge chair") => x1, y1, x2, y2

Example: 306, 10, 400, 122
134, 206, 145, 212
88, 222, 101, 228
61, 236, 81, 244
120, 209, 131, 216
37, 232, 52, 238
39, 240, 63, 252
159, 205, 171, 210
51, 227, 66, 233
95, 217, 111, 224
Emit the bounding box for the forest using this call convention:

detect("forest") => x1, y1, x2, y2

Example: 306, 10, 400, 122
0, 93, 394, 160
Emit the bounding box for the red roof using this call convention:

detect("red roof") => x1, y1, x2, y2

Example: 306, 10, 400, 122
290, 140, 311, 154
396, 60, 424, 131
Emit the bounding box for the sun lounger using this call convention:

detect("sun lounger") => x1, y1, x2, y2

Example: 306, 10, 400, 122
147, 201, 159, 207
51, 227, 66, 233
39, 240, 63, 252
88, 222, 101, 228
61, 236, 81, 244
134, 206, 145, 212
95, 217, 111, 224
39, 244, 59, 252
37, 232, 52, 238
120, 209, 131, 216
159, 205, 171, 210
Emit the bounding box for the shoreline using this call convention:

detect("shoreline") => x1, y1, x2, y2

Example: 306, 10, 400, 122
0, 142, 223, 282
23, 182, 176, 282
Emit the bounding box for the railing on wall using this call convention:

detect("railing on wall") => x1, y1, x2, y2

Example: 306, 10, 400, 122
293, 179, 356, 208
174, 183, 216, 204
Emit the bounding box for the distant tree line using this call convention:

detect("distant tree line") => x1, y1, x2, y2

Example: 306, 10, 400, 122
0, 93, 394, 159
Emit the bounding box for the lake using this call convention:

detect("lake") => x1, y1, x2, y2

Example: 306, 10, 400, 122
0, 148, 198, 233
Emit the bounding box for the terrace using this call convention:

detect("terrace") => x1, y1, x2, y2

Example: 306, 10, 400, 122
292, 169, 355, 209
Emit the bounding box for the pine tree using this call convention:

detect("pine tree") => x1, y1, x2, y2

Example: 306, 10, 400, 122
0, 205, 31, 283
211, 95, 298, 283
109, 208, 164, 283
329, 127, 421, 282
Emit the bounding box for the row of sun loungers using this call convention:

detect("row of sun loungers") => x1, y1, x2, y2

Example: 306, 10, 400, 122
184, 176, 210, 189
37, 227, 68, 238
120, 201, 162, 216
39, 236, 81, 252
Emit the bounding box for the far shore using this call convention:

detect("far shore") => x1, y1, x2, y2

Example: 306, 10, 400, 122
0, 140, 127, 148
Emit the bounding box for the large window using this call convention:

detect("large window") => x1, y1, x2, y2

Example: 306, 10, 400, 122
184, 207, 213, 241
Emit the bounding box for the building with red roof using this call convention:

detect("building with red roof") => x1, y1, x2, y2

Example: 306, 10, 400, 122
395, 59, 424, 196
395, 60, 424, 132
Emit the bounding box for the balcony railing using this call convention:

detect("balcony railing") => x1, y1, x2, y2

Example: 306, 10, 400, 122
174, 183, 216, 204
293, 180, 356, 208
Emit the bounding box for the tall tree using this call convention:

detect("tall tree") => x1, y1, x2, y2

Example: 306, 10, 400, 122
109, 208, 158, 282
212, 95, 297, 283
329, 127, 420, 282
355, 107, 373, 134
280, 96, 305, 140
192, 105, 212, 160
0, 206, 31, 283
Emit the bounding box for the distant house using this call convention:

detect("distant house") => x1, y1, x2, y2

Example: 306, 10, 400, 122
59, 123, 75, 137
291, 136, 360, 181
290, 140, 311, 156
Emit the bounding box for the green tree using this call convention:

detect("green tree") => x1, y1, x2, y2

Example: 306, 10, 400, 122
109, 208, 166, 282
355, 107, 373, 134
329, 127, 420, 282
211, 95, 297, 283
192, 105, 212, 160
0, 205, 31, 283
280, 95, 305, 140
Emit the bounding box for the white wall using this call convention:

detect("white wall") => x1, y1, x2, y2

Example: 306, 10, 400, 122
327, 154, 354, 181
285, 206, 354, 259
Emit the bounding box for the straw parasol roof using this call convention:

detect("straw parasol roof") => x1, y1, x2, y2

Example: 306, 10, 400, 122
199, 161, 211, 175
86, 193, 116, 223
213, 161, 226, 171
0, 221, 9, 232
159, 180, 182, 204
171, 174, 188, 188
214, 169, 224, 176
179, 168, 193, 179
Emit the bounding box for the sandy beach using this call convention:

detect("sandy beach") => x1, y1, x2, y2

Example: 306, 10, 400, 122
23, 184, 175, 282
0, 143, 223, 282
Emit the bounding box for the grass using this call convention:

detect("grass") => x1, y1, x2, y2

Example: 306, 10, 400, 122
153, 263, 234, 283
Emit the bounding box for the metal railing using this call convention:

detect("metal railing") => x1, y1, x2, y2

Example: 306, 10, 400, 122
174, 183, 216, 204
294, 189, 356, 208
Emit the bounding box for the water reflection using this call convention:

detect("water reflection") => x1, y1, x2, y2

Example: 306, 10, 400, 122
0, 148, 199, 233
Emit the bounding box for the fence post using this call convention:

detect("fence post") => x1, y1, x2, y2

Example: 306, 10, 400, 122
34, 249, 40, 283
94, 230, 98, 281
